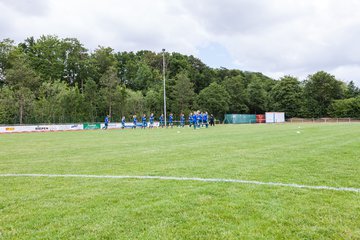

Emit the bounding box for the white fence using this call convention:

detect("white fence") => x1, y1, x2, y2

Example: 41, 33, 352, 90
0, 124, 84, 134
288, 118, 358, 123
0, 122, 163, 133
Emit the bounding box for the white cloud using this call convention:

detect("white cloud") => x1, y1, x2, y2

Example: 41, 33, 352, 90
1, 0, 360, 85
330, 65, 360, 85
0, 0, 48, 16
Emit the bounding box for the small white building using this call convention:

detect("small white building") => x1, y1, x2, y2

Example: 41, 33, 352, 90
265, 112, 285, 123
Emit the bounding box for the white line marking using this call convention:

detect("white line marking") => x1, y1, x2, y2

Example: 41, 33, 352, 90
0, 173, 359, 193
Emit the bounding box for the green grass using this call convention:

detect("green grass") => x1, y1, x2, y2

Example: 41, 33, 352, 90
0, 123, 359, 239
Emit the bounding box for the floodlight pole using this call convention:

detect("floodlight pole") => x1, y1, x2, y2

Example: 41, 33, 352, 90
162, 49, 167, 127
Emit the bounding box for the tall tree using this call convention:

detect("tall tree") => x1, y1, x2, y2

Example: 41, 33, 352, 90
116, 51, 138, 86
270, 76, 303, 118
83, 78, 100, 122
214, 68, 244, 84
197, 82, 230, 120
109, 85, 127, 122
61, 38, 89, 90
222, 75, 249, 113
345, 81, 360, 98
125, 89, 145, 116
91, 46, 117, 82
303, 71, 344, 117
247, 77, 267, 114
187, 55, 215, 93
168, 52, 190, 79
133, 62, 154, 91
99, 66, 121, 116
145, 89, 161, 115
0, 38, 16, 84
0, 86, 17, 124
34, 80, 69, 123
5, 56, 40, 124
20, 35, 65, 82
34, 81, 85, 123
136, 50, 163, 71
60, 85, 85, 123
171, 71, 196, 113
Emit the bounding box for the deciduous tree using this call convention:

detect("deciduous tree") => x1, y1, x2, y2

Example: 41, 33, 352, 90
222, 75, 249, 113
270, 76, 303, 118
197, 82, 230, 120
303, 71, 344, 117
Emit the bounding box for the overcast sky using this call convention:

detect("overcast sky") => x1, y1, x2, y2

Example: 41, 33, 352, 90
1, 0, 360, 86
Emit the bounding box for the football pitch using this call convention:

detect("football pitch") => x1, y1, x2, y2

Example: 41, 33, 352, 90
1, 123, 359, 239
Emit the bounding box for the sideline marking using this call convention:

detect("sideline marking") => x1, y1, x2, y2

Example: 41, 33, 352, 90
0, 173, 359, 193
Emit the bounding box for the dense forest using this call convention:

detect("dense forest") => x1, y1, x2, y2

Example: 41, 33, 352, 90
1, 35, 360, 124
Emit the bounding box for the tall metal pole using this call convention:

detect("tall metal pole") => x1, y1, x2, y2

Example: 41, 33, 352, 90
162, 49, 167, 127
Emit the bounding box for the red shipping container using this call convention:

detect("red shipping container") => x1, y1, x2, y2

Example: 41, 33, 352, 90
256, 114, 266, 123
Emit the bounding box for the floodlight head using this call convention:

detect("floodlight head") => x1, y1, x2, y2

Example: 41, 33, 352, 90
162, 48, 165, 52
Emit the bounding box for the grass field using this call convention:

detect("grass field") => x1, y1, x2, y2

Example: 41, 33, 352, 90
1, 123, 360, 239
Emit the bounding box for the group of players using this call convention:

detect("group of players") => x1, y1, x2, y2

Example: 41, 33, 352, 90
104, 111, 215, 130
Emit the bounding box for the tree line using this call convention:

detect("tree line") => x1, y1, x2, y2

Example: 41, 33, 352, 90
1, 35, 360, 124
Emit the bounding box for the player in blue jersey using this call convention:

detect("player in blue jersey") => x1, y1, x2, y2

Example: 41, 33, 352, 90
132, 115, 137, 129
197, 111, 202, 128
149, 113, 154, 129
159, 114, 164, 128
103, 115, 109, 129
180, 113, 185, 127
168, 113, 174, 128
121, 116, 126, 129
203, 112, 208, 128
141, 114, 147, 129
188, 113, 193, 128
192, 111, 198, 129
